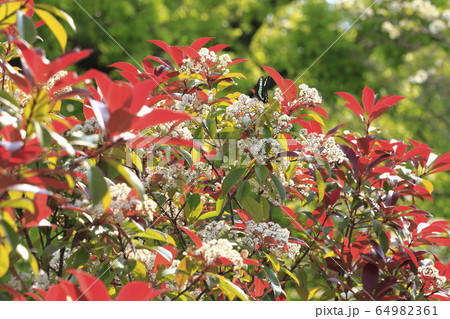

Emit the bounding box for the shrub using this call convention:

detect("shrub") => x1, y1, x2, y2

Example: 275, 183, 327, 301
0, 0, 449, 301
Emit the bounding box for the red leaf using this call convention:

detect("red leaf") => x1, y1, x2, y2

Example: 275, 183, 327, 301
131, 108, 193, 131
0, 285, 26, 301
208, 44, 231, 53
129, 80, 158, 113
147, 40, 184, 66
235, 209, 252, 222
261, 65, 287, 92
374, 276, 397, 300
116, 282, 164, 301
252, 277, 266, 297
400, 246, 418, 267
22, 194, 52, 227
243, 258, 260, 266
46, 285, 70, 301
50, 49, 92, 78
281, 206, 303, 230
190, 37, 215, 50
24, 291, 43, 301
335, 91, 364, 120
329, 188, 340, 206
362, 86, 375, 115
57, 279, 85, 301
178, 226, 203, 248
67, 270, 110, 301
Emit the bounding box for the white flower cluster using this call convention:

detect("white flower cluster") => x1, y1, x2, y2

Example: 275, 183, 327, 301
301, 132, 346, 164
197, 220, 230, 242
382, 0, 448, 37
172, 93, 211, 117
68, 117, 104, 138
49, 250, 69, 271
238, 220, 301, 259
273, 84, 322, 109
408, 69, 429, 84
7, 269, 50, 292
8, 70, 71, 107
270, 111, 292, 135
195, 238, 244, 269
45, 70, 71, 95
407, 0, 440, 21
179, 47, 232, 76
152, 122, 193, 140
381, 21, 401, 39
237, 137, 281, 165
298, 84, 323, 104
146, 161, 213, 193
82, 183, 157, 224
429, 20, 447, 34
225, 94, 265, 128
418, 264, 447, 289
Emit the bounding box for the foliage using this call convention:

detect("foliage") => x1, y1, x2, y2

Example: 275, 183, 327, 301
1, 0, 450, 301
35, 0, 450, 219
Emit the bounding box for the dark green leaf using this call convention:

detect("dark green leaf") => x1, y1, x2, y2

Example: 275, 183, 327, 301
0, 218, 19, 249
17, 10, 37, 44
42, 241, 66, 268
235, 180, 251, 201
222, 168, 246, 195
263, 266, 284, 298
269, 172, 286, 201
241, 196, 267, 223
87, 165, 109, 206
255, 165, 269, 184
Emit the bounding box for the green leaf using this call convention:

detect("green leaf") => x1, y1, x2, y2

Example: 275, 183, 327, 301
173, 146, 193, 167
197, 210, 220, 221
35, 4, 76, 31
281, 267, 299, 286
235, 180, 251, 201
265, 253, 280, 272
185, 193, 203, 223
176, 257, 199, 290
128, 151, 143, 172
130, 259, 147, 281
207, 273, 248, 301
241, 196, 267, 223
48, 129, 75, 156
16, 10, 36, 44
106, 159, 144, 200
379, 231, 390, 253
222, 168, 246, 195
0, 90, 19, 111
148, 246, 173, 262
34, 121, 52, 148
314, 166, 325, 202
215, 194, 225, 216
255, 165, 269, 184
34, 8, 67, 51
0, 244, 9, 277
263, 266, 284, 298
16, 244, 39, 276
269, 172, 286, 201
136, 229, 176, 246
0, 218, 19, 249
0, 198, 34, 213
204, 119, 217, 139
87, 165, 110, 207
42, 241, 66, 268
66, 247, 90, 269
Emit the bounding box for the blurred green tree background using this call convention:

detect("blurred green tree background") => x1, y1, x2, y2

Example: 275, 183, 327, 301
39, 0, 450, 217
